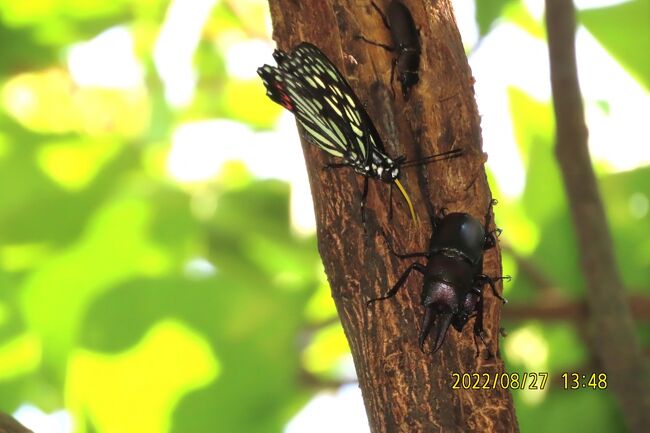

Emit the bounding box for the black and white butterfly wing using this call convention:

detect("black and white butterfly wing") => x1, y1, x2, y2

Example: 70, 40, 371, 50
258, 64, 347, 159
257, 43, 387, 166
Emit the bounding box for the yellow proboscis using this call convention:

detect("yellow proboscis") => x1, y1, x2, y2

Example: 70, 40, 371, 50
394, 179, 417, 223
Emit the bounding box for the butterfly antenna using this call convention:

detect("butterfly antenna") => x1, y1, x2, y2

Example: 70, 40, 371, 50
401, 148, 463, 168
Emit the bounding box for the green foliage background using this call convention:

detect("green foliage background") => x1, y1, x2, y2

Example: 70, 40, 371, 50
0, 0, 648, 432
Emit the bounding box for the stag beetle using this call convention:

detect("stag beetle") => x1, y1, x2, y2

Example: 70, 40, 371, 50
357, 1, 420, 99
368, 200, 509, 355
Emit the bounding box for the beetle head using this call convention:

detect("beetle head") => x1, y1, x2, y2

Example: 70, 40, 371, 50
420, 281, 460, 352
451, 291, 480, 332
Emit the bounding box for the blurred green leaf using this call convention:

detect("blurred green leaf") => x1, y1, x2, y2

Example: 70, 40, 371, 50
514, 390, 626, 433
0, 24, 56, 73
475, 0, 515, 37
580, 0, 650, 90
508, 87, 584, 295
601, 166, 650, 289
20, 196, 170, 379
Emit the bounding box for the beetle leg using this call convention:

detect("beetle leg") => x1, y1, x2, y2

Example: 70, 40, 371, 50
389, 58, 397, 98
437, 206, 449, 219
483, 198, 505, 249
379, 229, 429, 259
354, 35, 394, 51
483, 229, 501, 250
476, 274, 508, 304
484, 202, 493, 226
472, 294, 494, 359
430, 206, 447, 232
371, 1, 391, 29
367, 262, 426, 305
355, 1, 394, 51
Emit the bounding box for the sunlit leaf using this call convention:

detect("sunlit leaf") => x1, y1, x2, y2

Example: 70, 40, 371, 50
0, 333, 41, 380
221, 78, 281, 128
302, 323, 349, 377
580, 0, 650, 90
503, 2, 545, 39
68, 320, 218, 433
36, 138, 121, 190
2, 69, 150, 136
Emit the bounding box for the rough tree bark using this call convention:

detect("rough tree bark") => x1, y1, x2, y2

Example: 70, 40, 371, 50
266, 1, 518, 432
545, 1, 650, 432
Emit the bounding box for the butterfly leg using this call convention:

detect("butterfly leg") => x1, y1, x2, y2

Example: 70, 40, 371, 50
322, 162, 349, 171
388, 183, 393, 220
361, 176, 369, 224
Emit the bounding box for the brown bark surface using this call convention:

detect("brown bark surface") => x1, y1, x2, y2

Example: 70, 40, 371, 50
266, 1, 518, 432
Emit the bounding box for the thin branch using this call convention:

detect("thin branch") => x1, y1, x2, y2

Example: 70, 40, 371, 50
502, 244, 650, 321
503, 295, 650, 322
0, 413, 32, 433
545, 1, 650, 431
298, 368, 356, 390
501, 242, 563, 298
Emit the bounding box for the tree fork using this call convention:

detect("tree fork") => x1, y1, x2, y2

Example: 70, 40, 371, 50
265, 1, 518, 431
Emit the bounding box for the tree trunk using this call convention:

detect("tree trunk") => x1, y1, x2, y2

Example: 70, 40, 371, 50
266, 1, 518, 431
545, 1, 650, 432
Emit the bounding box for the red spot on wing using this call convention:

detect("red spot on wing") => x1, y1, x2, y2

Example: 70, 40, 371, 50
273, 81, 294, 111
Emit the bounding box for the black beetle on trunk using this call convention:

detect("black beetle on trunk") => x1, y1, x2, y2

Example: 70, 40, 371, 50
368, 200, 509, 355
357, 1, 421, 99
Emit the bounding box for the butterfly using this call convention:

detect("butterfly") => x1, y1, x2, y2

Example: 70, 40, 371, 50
257, 42, 461, 222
